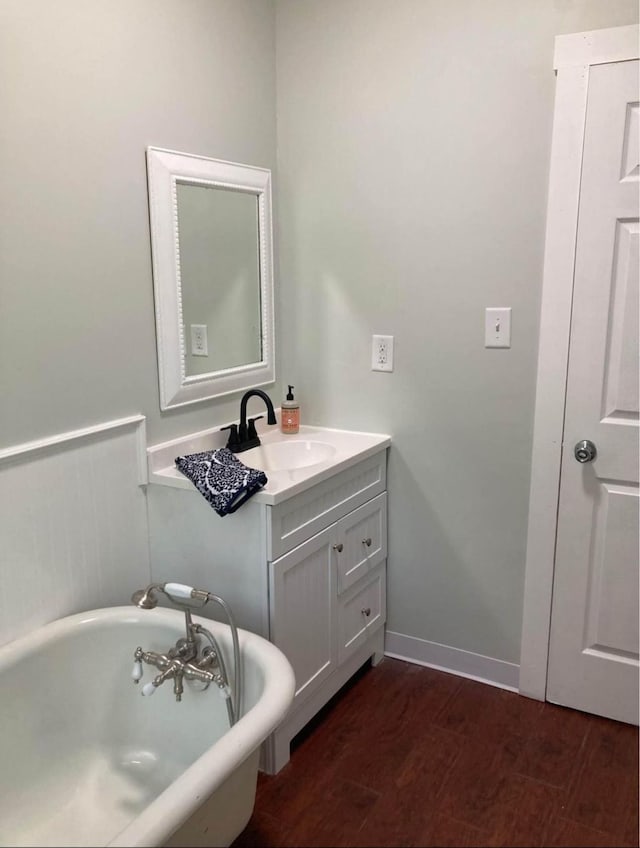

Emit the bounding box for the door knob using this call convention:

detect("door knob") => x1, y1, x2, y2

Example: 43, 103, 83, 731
574, 440, 597, 463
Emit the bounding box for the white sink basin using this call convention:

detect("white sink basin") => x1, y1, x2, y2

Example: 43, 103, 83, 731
241, 439, 336, 472
148, 423, 391, 505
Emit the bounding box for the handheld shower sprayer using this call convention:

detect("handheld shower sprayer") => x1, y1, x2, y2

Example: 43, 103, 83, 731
130, 582, 207, 609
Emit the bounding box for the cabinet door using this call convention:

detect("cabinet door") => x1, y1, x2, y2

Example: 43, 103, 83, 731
336, 493, 387, 594
269, 525, 335, 706
338, 566, 386, 663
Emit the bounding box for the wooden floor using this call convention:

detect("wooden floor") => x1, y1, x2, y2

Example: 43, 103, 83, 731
233, 658, 639, 848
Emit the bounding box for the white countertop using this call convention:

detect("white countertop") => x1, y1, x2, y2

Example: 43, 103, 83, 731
147, 420, 391, 506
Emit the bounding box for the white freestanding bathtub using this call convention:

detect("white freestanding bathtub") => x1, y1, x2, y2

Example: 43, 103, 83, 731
0, 606, 295, 848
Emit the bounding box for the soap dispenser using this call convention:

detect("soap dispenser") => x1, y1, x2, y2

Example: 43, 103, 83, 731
281, 385, 300, 435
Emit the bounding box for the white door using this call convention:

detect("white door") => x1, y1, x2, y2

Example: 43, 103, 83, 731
546, 59, 639, 725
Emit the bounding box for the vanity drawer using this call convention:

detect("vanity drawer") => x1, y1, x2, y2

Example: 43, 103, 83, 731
338, 566, 386, 664
267, 451, 387, 560
335, 493, 387, 594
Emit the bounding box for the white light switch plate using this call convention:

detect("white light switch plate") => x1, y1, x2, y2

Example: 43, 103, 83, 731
485, 308, 511, 348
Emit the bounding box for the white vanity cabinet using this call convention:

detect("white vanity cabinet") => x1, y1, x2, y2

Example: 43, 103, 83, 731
266, 489, 386, 771
147, 426, 390, 773
270, 492, 387, 692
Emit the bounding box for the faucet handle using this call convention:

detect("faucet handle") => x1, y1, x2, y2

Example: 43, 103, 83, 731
247, 416, 263, 440
220, 423, 240, 450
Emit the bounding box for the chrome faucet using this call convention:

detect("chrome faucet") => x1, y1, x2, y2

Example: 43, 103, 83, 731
131, 599, 228, 703
130, 582, 242, 725
132, 639, 224, 702
221, 388, 277, 453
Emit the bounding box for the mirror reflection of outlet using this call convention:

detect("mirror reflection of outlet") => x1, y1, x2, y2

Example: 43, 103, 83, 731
190, 324, 208, 356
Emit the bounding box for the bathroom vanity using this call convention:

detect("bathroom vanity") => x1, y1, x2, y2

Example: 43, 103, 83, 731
147, 422, 390, 773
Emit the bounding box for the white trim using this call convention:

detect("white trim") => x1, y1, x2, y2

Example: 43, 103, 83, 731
135, 418, 149, 486
520, 25, 640, 701
554, 24, 639, 69
385, 631, 519, 692
0, 415, 148, 485
519, 62, 589, 700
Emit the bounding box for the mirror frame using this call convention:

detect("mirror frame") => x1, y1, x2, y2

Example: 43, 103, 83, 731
146, 146, 275, 410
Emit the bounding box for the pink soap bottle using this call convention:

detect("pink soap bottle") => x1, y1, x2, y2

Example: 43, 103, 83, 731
280, 385, 300, 434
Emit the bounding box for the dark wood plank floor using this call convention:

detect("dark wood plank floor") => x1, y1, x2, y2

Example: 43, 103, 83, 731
233, 658, 639, 848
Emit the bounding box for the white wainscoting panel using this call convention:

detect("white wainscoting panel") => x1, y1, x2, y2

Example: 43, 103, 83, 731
0, 416, 150, 647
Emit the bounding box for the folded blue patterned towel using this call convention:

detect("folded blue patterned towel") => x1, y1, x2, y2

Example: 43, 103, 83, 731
175, 447, 268, 517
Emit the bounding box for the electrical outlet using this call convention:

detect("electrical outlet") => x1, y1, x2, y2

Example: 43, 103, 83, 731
372, 334, 394, 372
190, 324, 208, 356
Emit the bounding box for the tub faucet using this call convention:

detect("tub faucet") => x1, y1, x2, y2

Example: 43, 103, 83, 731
131, 602, 226, 701
222, 388, 277, 453
130, 581, 242, 724
132, 640, 225, 703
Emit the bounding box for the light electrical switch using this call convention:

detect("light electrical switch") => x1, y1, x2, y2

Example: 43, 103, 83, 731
484, 308, 511, 349
190, 324, 208, 356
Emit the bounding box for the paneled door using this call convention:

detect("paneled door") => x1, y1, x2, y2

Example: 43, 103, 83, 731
269, 524, 335, 705
546, 58, 639, 725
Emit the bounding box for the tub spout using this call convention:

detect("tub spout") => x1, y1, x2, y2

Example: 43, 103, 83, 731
173, 672, 184, 702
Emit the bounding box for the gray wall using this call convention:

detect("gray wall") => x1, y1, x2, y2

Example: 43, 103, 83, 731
0, 0, 277, 449
2, 0, 637, 670
275, 0, 638, 664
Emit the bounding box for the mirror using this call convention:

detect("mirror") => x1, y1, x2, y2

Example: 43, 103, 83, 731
146, 147, 275, 410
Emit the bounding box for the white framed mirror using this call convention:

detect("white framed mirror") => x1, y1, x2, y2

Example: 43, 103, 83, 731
146, 146, 275, 410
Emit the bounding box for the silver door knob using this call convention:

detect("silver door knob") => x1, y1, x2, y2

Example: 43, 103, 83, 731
574, 440, 597, 463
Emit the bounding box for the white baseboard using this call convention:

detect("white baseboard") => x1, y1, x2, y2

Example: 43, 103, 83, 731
384, 630, 520, 692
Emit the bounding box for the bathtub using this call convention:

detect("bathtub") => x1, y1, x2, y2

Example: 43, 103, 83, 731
0, 606, 295, 848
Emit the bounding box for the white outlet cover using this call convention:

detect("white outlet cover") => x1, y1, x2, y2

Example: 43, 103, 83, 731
372, 334, 394, 371
190, 324, 208, 356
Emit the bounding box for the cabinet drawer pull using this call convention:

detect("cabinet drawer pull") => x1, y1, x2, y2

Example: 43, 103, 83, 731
332, 543, 343, 553
361, 607, 371, 617
362, 537, 372, 547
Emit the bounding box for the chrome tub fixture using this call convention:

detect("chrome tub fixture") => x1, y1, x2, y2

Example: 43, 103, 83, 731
131, 582, 243, 725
